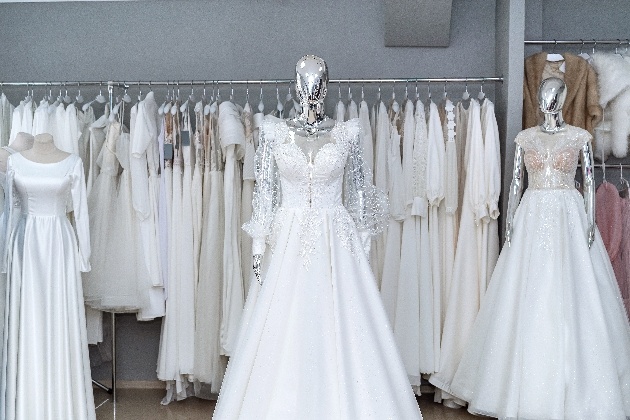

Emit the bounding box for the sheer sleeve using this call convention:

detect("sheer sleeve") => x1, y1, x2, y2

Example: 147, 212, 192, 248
343, 119, 388, 240
71, 157, 91, 272
242, 119, 281, 255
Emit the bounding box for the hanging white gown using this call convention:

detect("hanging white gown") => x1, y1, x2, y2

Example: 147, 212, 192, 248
86, 110, 109, 197
426, 101, 445, 372
218, 101, 245, 356
240, 104, 256, 298
380, 103, 405, 324
1, 154, 95, 420
213, 117, 420, 420
480, 100, 501, 287
450, 126, 630, 420
0, 94, 14, 147
31, 100, 50, 136
358, 100, 374, 176
430, 99, 485, 405
83, 122, 141, 312
131, 93, 165, 320
194, 108, 226, 394
192, 102, 205, 306
372, 101, 389, 284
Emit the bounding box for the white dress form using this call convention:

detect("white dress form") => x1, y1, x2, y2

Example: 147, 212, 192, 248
1, 150, 95, 420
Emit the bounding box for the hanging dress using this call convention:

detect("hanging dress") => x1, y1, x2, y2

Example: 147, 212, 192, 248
240, 104, 256, 297
373, 101, 389, 285
358, 100, 374, 176
430, 99, 486, 406
194, 107, 226, 394
218, 101, 245, 356
380, 101, 405, 323
192, 101, 205, 306
131, 92, 165, 320
83, 121, 141, 313
480, 99, 501, 287
0, 94, 14, 147
1, 153, 95, 420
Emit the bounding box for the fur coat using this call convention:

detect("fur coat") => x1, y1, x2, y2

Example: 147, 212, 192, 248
591, 52, 630, 159
523, 52, 602, 136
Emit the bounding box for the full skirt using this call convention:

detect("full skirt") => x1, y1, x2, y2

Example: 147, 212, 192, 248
213, 206, 422, 420
450, 189, 630, 420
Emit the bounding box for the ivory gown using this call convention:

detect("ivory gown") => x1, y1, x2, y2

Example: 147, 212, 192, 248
1, 154, 95, 420
213, 117, 421, 420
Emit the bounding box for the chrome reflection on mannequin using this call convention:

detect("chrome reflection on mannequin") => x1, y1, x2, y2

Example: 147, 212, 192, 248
286, 55, 335, 135
506, 77, 595, 248
538, 77, 567, 134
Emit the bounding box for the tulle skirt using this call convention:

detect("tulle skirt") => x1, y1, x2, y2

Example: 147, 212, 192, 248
213, 206, 421, 420
450, 189, 630, 420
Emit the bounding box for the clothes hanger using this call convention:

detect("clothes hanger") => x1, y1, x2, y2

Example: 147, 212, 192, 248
75, 83, 84, 104
63, 83, 72, 104
427, 80, 433, 103
477, 81, 486, 101
257, 82, 264, 113
547, 39, 564, 62
462, 80, 470, 100
578, 39, 591, 61
275, 81, 283, 116
619, 164, 629, 198
390, 81, 400, 113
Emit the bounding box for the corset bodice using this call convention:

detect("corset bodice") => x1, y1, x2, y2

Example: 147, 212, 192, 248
516, 126, 591, 190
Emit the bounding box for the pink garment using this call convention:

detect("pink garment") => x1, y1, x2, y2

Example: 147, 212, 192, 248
596, 181, 623, 263
617, 198, 630, 318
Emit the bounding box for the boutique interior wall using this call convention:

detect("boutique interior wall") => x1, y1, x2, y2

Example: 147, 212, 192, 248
2, 0, 625, 384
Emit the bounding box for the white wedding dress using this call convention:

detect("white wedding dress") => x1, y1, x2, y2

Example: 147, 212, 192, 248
1, 153, 95, 420
449, 126, 630, 420
213, 117, 421, 420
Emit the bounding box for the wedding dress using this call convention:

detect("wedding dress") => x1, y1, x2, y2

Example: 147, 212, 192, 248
213, 117, 421, 420
1, 154, 95, 420
449, 126, 630, 420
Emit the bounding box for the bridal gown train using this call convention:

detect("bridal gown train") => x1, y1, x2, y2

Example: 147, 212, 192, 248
449, 126, 630, 420
213, 117, 422, 420
1, 153, 95, 420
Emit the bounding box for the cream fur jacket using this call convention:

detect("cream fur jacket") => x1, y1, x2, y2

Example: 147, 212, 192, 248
591, 52, 630, 159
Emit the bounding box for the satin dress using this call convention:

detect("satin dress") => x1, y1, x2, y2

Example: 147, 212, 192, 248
1, 153, 95, 420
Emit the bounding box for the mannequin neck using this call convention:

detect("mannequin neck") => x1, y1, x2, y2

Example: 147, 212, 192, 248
288, 100, 334, 136
540, 110, 566, 133
22, 133, 70, 164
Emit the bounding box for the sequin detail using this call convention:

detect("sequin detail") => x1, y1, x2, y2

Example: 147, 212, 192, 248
516, 126, 591, 190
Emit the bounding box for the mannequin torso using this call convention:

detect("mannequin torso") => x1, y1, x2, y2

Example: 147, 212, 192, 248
20, 133, 70, 164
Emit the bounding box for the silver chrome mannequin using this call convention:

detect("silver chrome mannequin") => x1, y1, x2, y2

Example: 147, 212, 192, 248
253, 55, 336, 283
506, 77, 595, 248
286, 55, 335, 135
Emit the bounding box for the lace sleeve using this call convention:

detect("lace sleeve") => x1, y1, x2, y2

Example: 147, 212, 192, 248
242, 119, 281, 255
343, 120, 389, 237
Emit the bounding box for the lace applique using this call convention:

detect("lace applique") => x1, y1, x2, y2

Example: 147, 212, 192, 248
333, 207, 359, 255
298, 209, 323, 267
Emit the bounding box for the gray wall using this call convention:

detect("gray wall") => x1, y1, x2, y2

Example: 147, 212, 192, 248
0, 0, 499, 382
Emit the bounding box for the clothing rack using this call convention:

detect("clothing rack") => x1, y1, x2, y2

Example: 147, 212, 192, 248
1, 74, 503, 409
0, 77, 504, 88
525, 39, 630, 45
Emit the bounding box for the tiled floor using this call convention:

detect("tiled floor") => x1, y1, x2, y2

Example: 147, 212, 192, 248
94, 388, 484, 419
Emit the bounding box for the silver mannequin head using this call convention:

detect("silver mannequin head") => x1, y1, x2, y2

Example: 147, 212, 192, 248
295, 55, 328, 106
538, 77, 567, 114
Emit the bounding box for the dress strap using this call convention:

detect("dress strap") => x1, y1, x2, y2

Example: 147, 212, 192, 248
2, 146, 17, 155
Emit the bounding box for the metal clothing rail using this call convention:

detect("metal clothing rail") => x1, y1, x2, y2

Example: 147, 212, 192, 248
0, 76, 504, 88
525, 39, 630, 45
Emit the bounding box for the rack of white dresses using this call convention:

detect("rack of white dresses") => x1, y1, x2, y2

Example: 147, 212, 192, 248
1, 75, 504, 406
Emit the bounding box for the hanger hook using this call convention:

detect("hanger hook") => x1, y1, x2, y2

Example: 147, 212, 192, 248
361, 83, 364, 101
338, 81, 342, 100
392, 80, 396, 100
246, 81, 249, 102
553, 39, 557, 53
443, 80, 448, 98
579, 39, 584, 54
593, 39, 597, 54
427, 80, 432, 99
260, 81, 263, 100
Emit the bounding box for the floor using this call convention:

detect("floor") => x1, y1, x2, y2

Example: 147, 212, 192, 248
94, 388, 485, 420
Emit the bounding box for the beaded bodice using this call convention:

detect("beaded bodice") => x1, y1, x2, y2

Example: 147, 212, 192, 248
516, 126, 591, 190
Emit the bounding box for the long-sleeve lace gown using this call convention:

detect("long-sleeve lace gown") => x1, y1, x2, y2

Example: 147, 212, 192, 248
213, 117, 422, 420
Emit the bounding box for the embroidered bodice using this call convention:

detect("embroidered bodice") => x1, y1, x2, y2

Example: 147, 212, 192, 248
243, 117, 387, 257
516, 126, 591, 190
